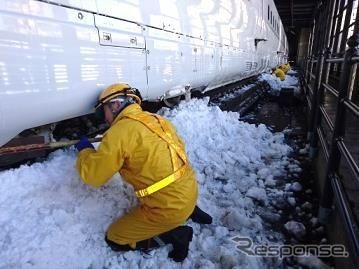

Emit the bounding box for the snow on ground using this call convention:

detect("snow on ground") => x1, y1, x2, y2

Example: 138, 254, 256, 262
216, 84, 255, 102
259, 70, 300, 94
287, 69, 298, 76
0, 98, 293, 269
296, 253, 331, 269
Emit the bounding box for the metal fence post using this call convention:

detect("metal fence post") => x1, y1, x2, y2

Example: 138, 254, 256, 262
309, 48, 331, 157
306, 57, 313, 84
319, 34, 359, 223
305, 56, 310, 83
308, 50, 326, 154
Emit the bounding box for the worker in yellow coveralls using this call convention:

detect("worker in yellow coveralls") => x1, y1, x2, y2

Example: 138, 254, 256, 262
286, 63, 291, 73
272, 67, 286, 81
279, 63, 291, 74
75, 83, 212, 262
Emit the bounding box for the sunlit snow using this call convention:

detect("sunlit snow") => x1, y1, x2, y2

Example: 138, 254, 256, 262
259, 70, 300, 94
1, 97, 296, 268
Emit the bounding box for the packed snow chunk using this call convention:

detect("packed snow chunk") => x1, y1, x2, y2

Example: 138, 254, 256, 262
264, 175, 276, 187
287, 69, 297, 75
259, 73, 282, 92
223, 208, 263, 231
310, 217, 319, 227
246, 187, 268, 204
291, 182, 303, 192
258, 210, 281, 224
281, 75, 299, 88
217, 84, 255, 102
284, 183, 292, 191
259, 72, 300, 95
320, 238, 328, 244
296, 253, 331, 269
305, 189, 313, 194
302, 201, 313, 211
284, 221, 306, 239
299, 144, 310, 155
287, 197, 296, 207
257, 168, 270, 179
220, 254, 238, 269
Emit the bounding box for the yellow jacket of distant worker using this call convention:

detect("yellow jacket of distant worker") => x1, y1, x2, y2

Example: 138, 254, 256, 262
286, 63, 291, 72
279, 63, 291, 74
77, 104, 198, 224
273, 68, 286, 81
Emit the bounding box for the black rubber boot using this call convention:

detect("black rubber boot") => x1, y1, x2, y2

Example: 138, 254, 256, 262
158, 226, 193, 262
189, 205, 213, 224
105, 236, 133, 251
105, 235, 160, 252
105, 226, 193, 262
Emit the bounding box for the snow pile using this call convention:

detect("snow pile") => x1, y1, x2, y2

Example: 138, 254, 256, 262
217, 84, 255, 102
296, 253, 331, 269
259, 71, 300, 94
259, 73, 282, 92
281, 75, 299, 89
1, 98, 293, 268
287, 69, 298, 75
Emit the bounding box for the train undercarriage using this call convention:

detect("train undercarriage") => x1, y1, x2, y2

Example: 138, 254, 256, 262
0, 75, 270, 169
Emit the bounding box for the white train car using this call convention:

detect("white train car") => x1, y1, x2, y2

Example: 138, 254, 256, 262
0, 0, 288, 146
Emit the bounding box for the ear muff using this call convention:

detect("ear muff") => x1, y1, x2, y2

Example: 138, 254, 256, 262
95, 105, 105, 121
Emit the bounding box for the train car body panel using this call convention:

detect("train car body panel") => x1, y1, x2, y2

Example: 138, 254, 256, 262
0, 0, 288, 146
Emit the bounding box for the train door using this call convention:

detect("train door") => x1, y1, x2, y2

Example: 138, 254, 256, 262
201, 40, 218, 86
250, 0, 266, 74
144, 28, 181, 100
93, 15, 148, 98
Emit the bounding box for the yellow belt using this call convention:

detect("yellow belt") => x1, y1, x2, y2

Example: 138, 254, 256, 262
135, 165, 187, 198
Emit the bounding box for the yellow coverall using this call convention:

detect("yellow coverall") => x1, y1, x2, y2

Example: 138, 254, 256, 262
273, 68, 286, 81
279, 63, 291, 74
77, 104, 198, 248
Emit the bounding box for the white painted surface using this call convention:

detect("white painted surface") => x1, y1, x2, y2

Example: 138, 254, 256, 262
0, 0, 288, 146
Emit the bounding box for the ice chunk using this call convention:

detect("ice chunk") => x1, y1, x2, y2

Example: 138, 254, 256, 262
291, 182, 303, 192
310, 217, 319, 227
287, 197, 296, 207
302, 201, 312, 211
284, 221, 306, 239
296, 253, 331, 269
246, 187, 268, 204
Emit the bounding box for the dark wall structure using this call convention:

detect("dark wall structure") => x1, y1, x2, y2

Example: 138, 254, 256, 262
274, 0, 318, 63
275, 0, 359, 268
296, 28, 311, 67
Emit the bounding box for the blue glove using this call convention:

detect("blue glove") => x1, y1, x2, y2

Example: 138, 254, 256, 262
75, 136, 94, 152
